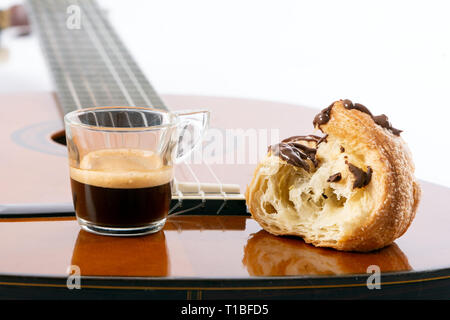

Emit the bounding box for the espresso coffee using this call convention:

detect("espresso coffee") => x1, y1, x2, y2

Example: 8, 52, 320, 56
70, 149, 173, 228
71, 179, 171, 227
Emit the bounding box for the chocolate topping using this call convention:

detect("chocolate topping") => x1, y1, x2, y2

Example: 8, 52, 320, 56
313, 99, 402, 136
271, 134, 330, 171
327, 172, 342, 183
269, 142, 318, 172
282, 135, 323, 143
373, 114, 402, 136
290, 143, 319, 166
340, 146, 345, 153
317, 134, 328, 145
342, 99, 373, 116
281, 134, 328, 146
347, 163, 373, 189
312, 103, 333, 128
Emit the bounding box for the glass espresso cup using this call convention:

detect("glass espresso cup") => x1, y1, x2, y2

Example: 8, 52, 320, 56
64, 107, 209, 236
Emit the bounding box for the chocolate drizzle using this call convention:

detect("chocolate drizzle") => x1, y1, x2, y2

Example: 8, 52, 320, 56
282, 135, 323, 143
313, 99, 402, 136
347, 163, 373, 189
373, 114, 403, 136
342, 99, 373, 116
270, 134, 332, 171
317, 134, 328, 145
282, 134, 328, 146
327, 172, 342, 183
269, 142, 318, 172
312, 103, 333, 128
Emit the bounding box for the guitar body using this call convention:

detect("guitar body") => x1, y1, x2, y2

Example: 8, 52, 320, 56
1, 91, 450, 299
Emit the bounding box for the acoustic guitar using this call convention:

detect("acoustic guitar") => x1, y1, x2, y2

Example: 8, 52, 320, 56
0, 0, 449, 300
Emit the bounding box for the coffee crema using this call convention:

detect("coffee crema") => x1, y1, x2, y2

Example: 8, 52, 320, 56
70, 149, 173, 228
70, 148, 173, 189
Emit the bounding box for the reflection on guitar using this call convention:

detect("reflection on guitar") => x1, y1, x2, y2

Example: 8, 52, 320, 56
243, 230, 411, 276
71, 230, 169, 277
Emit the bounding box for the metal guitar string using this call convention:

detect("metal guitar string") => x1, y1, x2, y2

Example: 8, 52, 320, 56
29, 0, 231, 215
84, 0, 228, 214
79, 0, 189, 214
49, 3, 99, 108
30, 1, 97, 152
168, 163, 206, 217
84, 0, 155, 110
32, 0, 114, 152
77, 0, 226, 214
29, 1, 82, 110
168, 177, 184, 214
77, 1, 135, 108
205, 163, 228, 214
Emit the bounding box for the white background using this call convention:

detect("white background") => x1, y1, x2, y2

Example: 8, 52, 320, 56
2, 0, 450, 187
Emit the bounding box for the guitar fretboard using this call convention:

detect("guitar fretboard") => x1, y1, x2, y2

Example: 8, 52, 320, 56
27, 0, 167, 114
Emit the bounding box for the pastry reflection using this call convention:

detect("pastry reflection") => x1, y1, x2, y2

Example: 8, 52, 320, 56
71, 230, 169, 277
243, 230, 411, 276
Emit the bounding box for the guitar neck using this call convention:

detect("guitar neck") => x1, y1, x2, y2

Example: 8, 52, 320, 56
27, 0, 167, 114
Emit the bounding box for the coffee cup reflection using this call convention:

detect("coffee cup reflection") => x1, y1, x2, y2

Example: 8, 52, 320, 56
71, 230, 169, 277
243, 230, 411, 276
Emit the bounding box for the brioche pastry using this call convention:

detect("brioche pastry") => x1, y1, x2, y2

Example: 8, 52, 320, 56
245, 99, 421, 252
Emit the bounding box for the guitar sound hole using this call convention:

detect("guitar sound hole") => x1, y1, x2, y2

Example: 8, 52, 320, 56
51, 130, 67, 146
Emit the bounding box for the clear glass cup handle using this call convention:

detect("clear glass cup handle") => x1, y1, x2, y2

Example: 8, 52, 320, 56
174, 110, 210, 162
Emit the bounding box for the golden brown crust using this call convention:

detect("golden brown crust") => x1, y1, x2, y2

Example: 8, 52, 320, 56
245, 100, 421, 252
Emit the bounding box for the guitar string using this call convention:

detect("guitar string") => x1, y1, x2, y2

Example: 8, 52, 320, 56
80, 0, 160, 150
77, 0, 216, 214
81, 0, 232, 214
84, 0, 155, 109
87, 0, 166, 110
65, 0, 117, 146
205, 162, 228, 214
74, 0, 135, 107
49, 0, 113, 151
29, 0, 82, 110
76, 0, 148, 168
34, 0, 113, 150
34, 0, 230, 214
48, 1, 99, 108
72, 0, 128, 149
31, 0, 95, 151
84, 0, 228, 210
86, 3, 226, 211
62, 0, 119, 109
